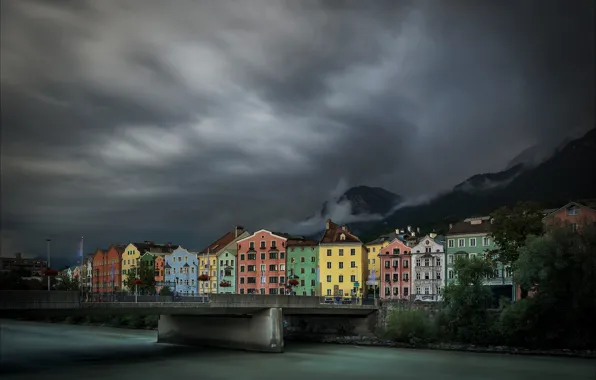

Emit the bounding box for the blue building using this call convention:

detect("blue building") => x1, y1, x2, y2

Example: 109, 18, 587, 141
164, 247, 198, 295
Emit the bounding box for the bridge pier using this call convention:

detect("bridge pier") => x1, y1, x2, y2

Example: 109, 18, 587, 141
157, 308, 284, 353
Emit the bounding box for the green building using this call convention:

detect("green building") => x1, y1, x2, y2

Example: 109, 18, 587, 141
287, 240, 319, 296
140, 252, 156, 269
445, 216, 513, 297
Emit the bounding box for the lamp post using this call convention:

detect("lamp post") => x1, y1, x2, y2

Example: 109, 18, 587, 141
46, 239, 51, 291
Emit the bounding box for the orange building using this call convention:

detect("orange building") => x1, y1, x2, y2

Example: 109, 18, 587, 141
154, 255, 166, 293
542, 201, 596, 232
92, 244, 125, 293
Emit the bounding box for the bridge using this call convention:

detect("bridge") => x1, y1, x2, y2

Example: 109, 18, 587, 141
0, 291, 378, 353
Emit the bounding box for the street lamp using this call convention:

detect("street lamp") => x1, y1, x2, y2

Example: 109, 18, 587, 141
46, 239, 51, 291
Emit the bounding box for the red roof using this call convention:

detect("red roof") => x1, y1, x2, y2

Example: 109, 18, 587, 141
200, 227, 245, 254
319, 219, 362, 244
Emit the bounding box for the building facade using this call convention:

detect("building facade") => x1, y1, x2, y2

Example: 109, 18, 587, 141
318, 220, 368, 299
364, 233, 394, 292
542, 201, 596, 231
154, 255, 168, 294
121, 242, 176, 290
287, 240, 319, 296
198, 226, 249, 295
92, 245, 124, 293
197, 252, 218, 294
378, 238, 412, 300
0, 252, 47, 277
411, 234, 444, 301
164, 247, 198, 295
236, 229, 289, 295
445, 217, 511, 287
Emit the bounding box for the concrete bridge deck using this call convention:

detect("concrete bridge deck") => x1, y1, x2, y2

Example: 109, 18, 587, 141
0, 291, 378, 353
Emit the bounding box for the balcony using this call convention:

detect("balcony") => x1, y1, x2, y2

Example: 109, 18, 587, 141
485, 277, 513, 286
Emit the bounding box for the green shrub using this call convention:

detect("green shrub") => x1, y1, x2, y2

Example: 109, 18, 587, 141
144, 315, 158, 329
385, 308, 435, 345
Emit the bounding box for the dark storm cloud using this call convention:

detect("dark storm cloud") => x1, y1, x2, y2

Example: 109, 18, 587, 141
1, 0, 593, 261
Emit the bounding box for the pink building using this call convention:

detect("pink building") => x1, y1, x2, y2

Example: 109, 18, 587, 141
379, 238, 412, 300
236, 229, 288, 295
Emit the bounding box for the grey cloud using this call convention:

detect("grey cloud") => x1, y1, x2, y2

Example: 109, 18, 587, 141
1, 0, 592, 264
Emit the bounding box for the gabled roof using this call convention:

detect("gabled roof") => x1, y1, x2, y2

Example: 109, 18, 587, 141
236, 229, 289, 244
131, 242, 177, 254
200, 227, 247, 254
541, 201, 596, 220
447, 219, 493, 236
319, 219, 361, 244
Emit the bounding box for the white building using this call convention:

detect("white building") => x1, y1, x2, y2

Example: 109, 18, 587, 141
411, 233, 444, 301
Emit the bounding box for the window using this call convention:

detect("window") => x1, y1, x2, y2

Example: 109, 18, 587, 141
424, 258, 430, 266
269, 276, 278, 284
249, 242, 255, 249
448, 239, 454, 248
260, 241, 266, 249
269, 264, 277, 271
260, 264, 266, 271
458, 239, 465, 247
567, 206, 579, 216
448, 270, 454, 279
393, 287, 399, 295
326, 275, 332, 282
424, 287, 430, 295
436, 258, 441, 266
350, 275, 356, 282
311, 257, 316, 262
339, 249, 344, 256
300, 268, 305, 274
350, 249, 356, 255
416, 286, 421, 294
424, 272, 429, 280
482, 237, 490, 246
392, 274, 398, 282
403, 287, 409, 297
339, 275, 344, 283
247, 265, 255, 272
247, 253, 256, 260
436, 272, 441, 280
470, 238, 477, 247
384, 274, 390, 282
300, 257, 305, 262
339, 262, 344, 269
311, 268, 315, 274
403, 260, 408, 268
326, 262, 332, 269
271, 241, 277, 248
416, 259, 421, 267
327, 249, 332, 256
327, 289, 332, 296
280, 264, 285, 271
311, 279, 315, 286
385, 287, 390, 296
280, 252, 285, 259
416, 272, 421, 280
403, 273, 409, 281
571, 223, 578, 232
448, 255, 454, 264
240, 254, 245, 261
269, 252, 278, 259
280, 276, 285, 284
260, 253, 266, 260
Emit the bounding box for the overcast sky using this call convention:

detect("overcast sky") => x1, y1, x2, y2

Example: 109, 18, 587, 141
1, 0, 593, 263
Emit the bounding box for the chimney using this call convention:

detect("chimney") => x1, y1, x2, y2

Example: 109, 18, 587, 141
407, 226, 412, 233
417, 227, 420, 234
235, 225, 244, 238
342, 225, 349, 233
430, 232, 437, 239
326, 219, 331, 230
449, 223, 453, 230
395, 229, 399, 235
400, 229, 405, 234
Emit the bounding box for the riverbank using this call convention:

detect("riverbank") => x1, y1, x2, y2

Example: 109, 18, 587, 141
286, 335, 596, 359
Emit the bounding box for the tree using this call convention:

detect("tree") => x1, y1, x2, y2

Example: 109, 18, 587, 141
501, 222, 596, 349
489, 201, 544, 265
125, 262, 156, 294
440, 257, 496, 344
56, 274, 80, 291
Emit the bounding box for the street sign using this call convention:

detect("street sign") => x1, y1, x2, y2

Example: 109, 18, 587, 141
365, 280, 377, 286
353, 282, 360, 288
156, 281, 176, 286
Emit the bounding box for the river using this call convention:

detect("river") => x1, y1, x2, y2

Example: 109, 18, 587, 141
1, 319, 593, 379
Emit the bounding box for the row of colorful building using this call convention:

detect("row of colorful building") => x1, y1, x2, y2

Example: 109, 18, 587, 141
61, 200, 595, 301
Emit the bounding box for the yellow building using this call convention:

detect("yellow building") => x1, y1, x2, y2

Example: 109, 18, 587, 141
318, 219, 368, 299
196, 252, 218, 294
121, 243, 141, 290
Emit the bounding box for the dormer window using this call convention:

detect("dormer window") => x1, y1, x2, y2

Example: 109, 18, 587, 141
567, 206, 580, 216
340, 234, 346, 241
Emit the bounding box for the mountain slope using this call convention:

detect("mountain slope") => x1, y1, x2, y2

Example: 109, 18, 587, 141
321, 185, 402, 216
363, 128, 596, 237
